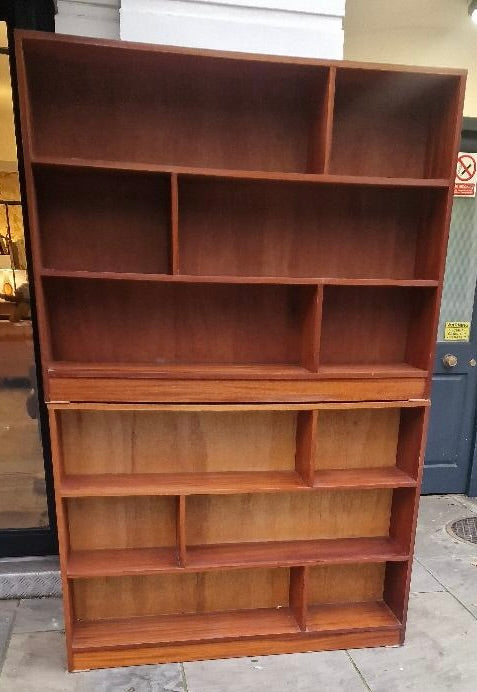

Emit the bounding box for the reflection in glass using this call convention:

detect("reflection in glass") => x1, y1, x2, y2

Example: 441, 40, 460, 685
0, 23, 48, 529
438, 196, 477, 340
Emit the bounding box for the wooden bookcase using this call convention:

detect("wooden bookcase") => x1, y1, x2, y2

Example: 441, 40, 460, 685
15, 30, 465, 671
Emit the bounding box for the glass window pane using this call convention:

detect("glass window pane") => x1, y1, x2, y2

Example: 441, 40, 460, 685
438, 195, 477, 340
0, 24, 49, 529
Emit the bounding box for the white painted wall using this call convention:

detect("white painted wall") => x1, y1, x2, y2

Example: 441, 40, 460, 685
55, 0, 120, 39
120, 0, 345, 58
344, 0, 477, 116
54, 0, 344, 59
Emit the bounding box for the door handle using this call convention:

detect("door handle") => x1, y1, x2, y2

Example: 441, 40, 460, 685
442, 353, 458, 368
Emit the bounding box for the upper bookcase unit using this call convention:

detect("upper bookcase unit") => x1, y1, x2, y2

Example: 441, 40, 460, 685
20, 34, 462, 180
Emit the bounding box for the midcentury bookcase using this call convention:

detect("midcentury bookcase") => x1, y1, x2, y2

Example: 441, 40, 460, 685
15, 30, 465, 671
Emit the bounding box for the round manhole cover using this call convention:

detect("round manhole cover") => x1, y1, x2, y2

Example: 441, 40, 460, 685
447, 516, 477, 545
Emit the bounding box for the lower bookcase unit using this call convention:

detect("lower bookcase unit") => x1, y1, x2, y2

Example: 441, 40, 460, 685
69, 562, 404, 670
48, 400, 427, 670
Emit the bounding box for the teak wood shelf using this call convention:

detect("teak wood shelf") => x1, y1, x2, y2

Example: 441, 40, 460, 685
15, 30, 465, 671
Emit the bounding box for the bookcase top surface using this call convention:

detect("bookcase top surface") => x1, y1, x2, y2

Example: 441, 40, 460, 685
15, 28, 467, 79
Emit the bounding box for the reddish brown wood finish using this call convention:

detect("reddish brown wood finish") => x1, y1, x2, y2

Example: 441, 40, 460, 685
15, 30, 465, 671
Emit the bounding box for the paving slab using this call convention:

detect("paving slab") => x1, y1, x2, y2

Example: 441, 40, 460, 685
0, 631, 184, 692
0, 612, 15, 675
414, 495, 477, 560
0, 600, 19, 615
183, 650, 367, 691
421, 556, 477, 617
349, 591, 477, 692
454, 495, 477, 512
13, 597, 64, 634
74, 661, 185, 692
409, 559, 444, 593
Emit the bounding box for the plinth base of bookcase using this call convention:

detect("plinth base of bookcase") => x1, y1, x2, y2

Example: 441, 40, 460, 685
71, 626, 402, 671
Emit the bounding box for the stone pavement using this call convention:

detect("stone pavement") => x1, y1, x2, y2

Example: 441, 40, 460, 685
0, 494, 477, 692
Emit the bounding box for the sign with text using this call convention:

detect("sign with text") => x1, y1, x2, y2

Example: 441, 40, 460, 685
444, 321, 471, 341
455, 153, 477, 197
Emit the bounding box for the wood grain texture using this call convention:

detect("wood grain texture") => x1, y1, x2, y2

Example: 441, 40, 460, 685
170, 172, 179, 274
32, 155, 452, 187
45, 411, 75, 670
25, 37, 329, 173
308, 563, 385, 605
15, 29, 464, 669
315, 408, 401, 470
47, 360, 428, 380
320, 66, 336, 174
60, 471, 307, 496
43, 278, 314, 368
39, 268, 440, 287
177, 495, 187, 567
72, 600, 398, 650
73, 568, 290, 620
74, 603, 399, 651
59, 467, 415, 498
35, 166, 171, 273
59, 409, 297, 475
329, 69, 460, 179
290, 566, 308, 631
320, 286, 437, 368
47, 376, 428, 403
67, 496, 176, 550
295, 410, 317, 486
49, 401, 429, 412
70, 629, 401, 671
67, 536, 408, 578
179, 177, 446, 280
186, 490, 393, 545
17, 29, 466, 74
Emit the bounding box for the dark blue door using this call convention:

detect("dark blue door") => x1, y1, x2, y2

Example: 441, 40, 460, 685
423, 121, 477, 496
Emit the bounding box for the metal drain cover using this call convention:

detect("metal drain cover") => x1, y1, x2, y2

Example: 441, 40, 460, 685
447, 516, 477, 545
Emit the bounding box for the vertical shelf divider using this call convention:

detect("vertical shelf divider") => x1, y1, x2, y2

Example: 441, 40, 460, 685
386, 404, 430, 636
322, 67, 336, 174
295, 410, 317, 487
396, 406, 428, 480
307, 67, 336, 173
301, 284, 323, 372
290, 566, 309, 631
383, 560, 408, 631
176, 495, 187, 567
171, 173, 180, 274
47, 409, 75, 671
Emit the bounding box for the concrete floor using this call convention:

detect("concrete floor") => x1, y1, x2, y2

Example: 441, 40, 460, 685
0, 494, 477, 691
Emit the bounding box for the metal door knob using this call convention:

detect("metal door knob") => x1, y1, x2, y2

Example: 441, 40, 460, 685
442, 353, 458, 368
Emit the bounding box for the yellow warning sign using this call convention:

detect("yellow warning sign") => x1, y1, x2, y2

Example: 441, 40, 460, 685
444, 321, 470, 341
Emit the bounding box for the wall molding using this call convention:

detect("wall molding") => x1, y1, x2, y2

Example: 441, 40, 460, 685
120, 0, 344, 58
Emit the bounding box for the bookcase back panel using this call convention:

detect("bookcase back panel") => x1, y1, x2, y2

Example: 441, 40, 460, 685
60, 409, 297, 474
330, 69, 460, 178
35, 168, 171, 273
308, 563, 385, 605
315, 409, 401, 470
25, 40, 329, 173
73, 568, 290, 620
187, 490, 393, 545
67, 496, 176, 550
179, 178, 443, 279
44, 278, 312, 366
320, 286, 436, 368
